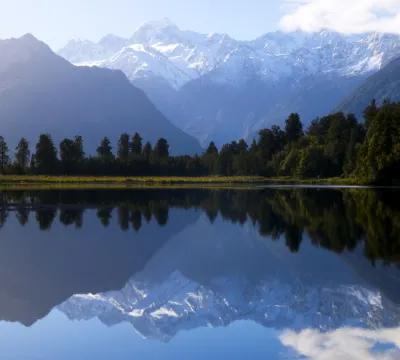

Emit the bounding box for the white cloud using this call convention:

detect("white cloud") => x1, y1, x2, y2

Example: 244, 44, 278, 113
280, 327, 400, 360
280, 0, 400, 34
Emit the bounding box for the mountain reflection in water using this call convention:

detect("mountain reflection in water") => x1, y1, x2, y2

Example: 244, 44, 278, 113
0, 187, 399, 359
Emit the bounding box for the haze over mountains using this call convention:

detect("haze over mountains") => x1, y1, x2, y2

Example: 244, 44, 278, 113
59, 18, 400, 146
0, 33, 202, 155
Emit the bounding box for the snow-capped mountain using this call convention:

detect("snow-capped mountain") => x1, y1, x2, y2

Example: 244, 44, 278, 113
57, 19, 400, 146
59, 18, 239, 89
58, 215, 400, 342
58, 19, 400, 90
59, 271, 400, 342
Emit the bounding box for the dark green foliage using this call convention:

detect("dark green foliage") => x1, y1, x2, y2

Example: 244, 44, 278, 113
15, 137, 30, 173
131, 133, 143, 156
154, 138, 169, 160
0, 136, 10, 174
117, 133, 130, 159
97, 137, 113, 158
217, 143, 234, 176
201, 142, 218, 174
59, 137, 85, 174
74, 136, 85, 160
34, 134, 58, 174
285, 113, 303, 143
363, 99, 378, 130
142, 141, 153, 162
3, 188, 399, 263
355, 102, 400, 183
0, 99, 398, 181
205, 141, 218, 155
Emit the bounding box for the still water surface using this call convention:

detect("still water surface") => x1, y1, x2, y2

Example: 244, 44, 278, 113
0, 188, 399, 359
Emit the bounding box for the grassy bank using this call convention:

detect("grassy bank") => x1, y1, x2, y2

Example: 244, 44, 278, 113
0, 175, 267, 185
0, 175, 369, 189
263, 177, 364, 185
0, 175, 269, 191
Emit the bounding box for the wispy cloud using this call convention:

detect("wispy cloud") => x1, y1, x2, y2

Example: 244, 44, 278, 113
280, 327, 400, 359
280, 0, 400, 34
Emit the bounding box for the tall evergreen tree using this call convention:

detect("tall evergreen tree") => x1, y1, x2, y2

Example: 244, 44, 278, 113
285, 113, 303, 144
35, 134, 58, 174
218, 143, 235, 175
15, 137, 30, 172
60, 138, 82, 174
74, 136, 85, 161
97, 137, 113, 158
131, 133, 143, 156
205, 141, 218, 155
0, 136, 10, 174
154, 138, 169, 160
117, 133, 130, 159
363, 99, 378, 130
237, 139, 248, 154
202, 141, 219, 174
142, 141, 153, 162
247, 139, 260, 175
343, 128, 358, 176
249, 139, 258, 154
258, 129, 275, 162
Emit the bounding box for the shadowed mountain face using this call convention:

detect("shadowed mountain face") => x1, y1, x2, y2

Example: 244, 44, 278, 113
0, 34, 202, 155
0, 188, 399, 335
137, 73, 367, 146
337, 56, 400, 118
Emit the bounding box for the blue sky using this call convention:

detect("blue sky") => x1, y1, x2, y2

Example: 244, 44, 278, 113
0, 0, 283, 49
2, 0, 400, 49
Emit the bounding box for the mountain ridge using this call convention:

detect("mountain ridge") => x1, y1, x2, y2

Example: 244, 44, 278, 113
336, 56, 400, 117
0, 34, 203, 154
56, 19, 400, 146
58, 20, 400, 90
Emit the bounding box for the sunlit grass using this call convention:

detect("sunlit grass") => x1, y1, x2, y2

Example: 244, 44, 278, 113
0, 175, 266, 184
0, 175, 367, 190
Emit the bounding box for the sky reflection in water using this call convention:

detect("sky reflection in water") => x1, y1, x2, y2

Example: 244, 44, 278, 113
0, 188, 399, 359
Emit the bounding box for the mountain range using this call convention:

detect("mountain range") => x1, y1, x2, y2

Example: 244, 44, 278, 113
0, 33, 202, 154
2, 19, 400, 153
59, 19, 400, 146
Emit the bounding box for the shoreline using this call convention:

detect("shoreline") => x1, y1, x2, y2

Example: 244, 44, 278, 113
0, 175, 381, 190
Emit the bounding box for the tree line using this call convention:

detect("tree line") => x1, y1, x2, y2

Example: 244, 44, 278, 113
0, 98, 399, 182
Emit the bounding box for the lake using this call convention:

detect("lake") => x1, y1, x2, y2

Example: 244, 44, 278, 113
0, 187, 399, 359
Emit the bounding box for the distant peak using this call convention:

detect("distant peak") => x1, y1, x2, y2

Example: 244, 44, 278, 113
136, 17, 177, 31
20, 33, 39, 43
16, 33, 52, 52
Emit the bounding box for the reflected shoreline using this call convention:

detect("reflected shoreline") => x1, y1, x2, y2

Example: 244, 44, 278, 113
0, 188, 399, 262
